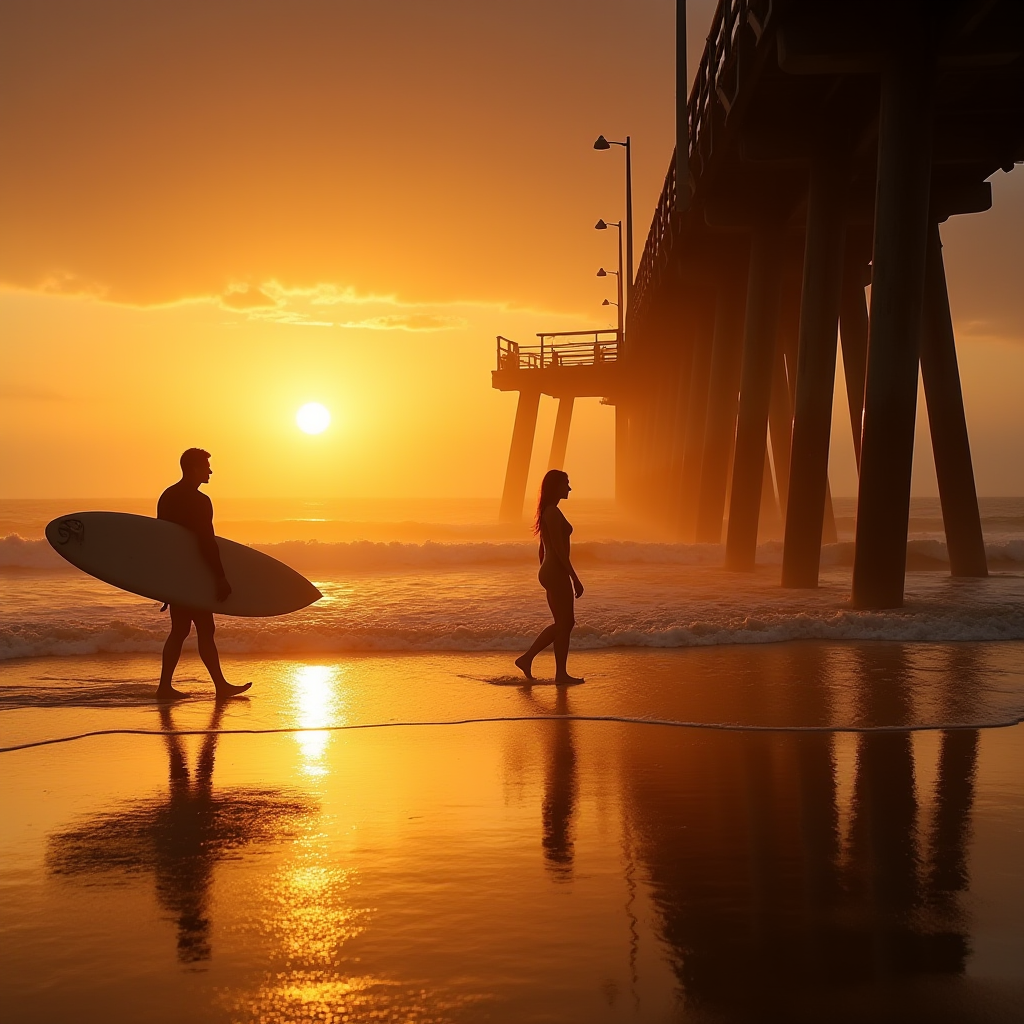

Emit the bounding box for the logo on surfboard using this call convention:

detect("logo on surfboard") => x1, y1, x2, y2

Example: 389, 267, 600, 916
56, 518, 85, 544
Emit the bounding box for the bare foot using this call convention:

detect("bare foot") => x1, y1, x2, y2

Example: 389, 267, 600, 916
555, 674, 585, 686
514, 655, 534, 681
214, 681, 253, 699
155, 686, 189, 701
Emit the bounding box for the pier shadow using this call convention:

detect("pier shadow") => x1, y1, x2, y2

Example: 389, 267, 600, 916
623, 642, 982, 1021
46, 703, 315, 964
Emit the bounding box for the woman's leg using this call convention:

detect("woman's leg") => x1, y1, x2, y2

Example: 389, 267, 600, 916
547, 582, 581, 683
516, 624, 557, 679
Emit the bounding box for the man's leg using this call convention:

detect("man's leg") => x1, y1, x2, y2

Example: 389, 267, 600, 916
157, 606, 193, 699
194, 612, 252, 697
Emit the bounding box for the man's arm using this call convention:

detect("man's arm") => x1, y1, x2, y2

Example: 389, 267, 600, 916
196, 497, 231, 600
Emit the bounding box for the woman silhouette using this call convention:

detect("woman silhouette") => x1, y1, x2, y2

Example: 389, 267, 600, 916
516, 470, 585, 684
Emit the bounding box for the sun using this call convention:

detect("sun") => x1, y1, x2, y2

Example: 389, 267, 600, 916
296, 402, 331, 434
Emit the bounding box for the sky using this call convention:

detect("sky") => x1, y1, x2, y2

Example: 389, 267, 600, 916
2, 0, 1022, 500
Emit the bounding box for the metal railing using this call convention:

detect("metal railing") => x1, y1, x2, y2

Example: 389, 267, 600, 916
496, 330, 620, 372
689, 0, 771, 173
631, 0, 774, 324
632, 152, 677, 315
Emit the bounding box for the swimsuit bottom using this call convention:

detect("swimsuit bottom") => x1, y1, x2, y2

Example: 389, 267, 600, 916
538, 565, 572, 594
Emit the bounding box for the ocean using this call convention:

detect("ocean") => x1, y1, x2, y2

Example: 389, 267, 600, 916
4, 496, 1024, 1023
2, 496, 1023, 663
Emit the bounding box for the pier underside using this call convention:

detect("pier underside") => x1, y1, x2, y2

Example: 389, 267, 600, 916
494, 0, 1023, 607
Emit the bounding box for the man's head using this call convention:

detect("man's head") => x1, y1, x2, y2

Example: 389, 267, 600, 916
180, 448, 212, 486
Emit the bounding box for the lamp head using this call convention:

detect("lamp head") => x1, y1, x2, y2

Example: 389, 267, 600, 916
595, 219, 608, 230
593, 135, 611, 150
596, 268, 607, 277
602, 298, 611, 306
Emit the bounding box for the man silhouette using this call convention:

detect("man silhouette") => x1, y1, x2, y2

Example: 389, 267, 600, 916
155, 448, 251, 699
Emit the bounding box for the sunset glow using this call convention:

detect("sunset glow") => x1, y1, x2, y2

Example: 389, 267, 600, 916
2, 3, 1024, 1022
2, 1, 1019, 501
296, 403, 331, 435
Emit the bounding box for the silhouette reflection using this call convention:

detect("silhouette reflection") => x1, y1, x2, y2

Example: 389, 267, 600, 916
46, 702, 315, 963
927, 646, 982, 916
542, 687, 578, 876
623, 642, 982, 1018
519, 684, 579, 878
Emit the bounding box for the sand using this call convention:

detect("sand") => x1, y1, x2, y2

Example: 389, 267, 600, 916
2, 644, 1023, 1022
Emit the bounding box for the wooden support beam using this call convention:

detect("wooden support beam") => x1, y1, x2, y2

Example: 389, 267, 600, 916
615, 406, 629, 509
759, 446, 781, 541
667, 344, 695, 525
823, 480, 839, 545
853, 43, 935, 609
726, 225, 785, 570
769, 344, 794, 519
769, 273, 801, 519
498, 390, 541, 523
676, 295, 716, 539
782, 157, 847, 588
839, 249, 870, 466
632, 389, 654, 503
921, 223, 988, 577
652, 355, 684, 523
547, 396, 575, 472
696, 260, 748, 544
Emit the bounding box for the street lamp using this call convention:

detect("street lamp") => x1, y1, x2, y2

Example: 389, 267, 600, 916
594, 135, 633, 313
595, 220, 624, 339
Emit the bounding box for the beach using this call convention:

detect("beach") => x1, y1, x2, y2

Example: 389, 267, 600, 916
2, 647, 1024, 1022
5, 0, 1022, 1016
2, 499, 1024, 1021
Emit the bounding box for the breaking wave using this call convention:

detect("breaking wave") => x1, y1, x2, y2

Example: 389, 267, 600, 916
4, 603, 1023, 662
3, 533, 1024, 572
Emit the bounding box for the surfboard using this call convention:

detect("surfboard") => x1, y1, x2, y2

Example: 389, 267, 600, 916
45, 512, 321, 617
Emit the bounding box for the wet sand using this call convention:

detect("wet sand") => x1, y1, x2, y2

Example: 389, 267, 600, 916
2, 643, 1023, 1022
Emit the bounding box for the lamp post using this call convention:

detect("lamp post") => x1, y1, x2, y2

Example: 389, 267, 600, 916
597, 268, 623, 340
594, 135, 633, 313
595, 220, 624, 342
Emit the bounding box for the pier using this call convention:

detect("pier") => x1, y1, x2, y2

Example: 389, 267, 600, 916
493, 0, 1023, 608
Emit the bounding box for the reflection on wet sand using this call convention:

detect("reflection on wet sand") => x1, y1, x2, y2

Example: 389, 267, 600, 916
24, 643, 1018, 1022
46, 702, 315, 963
536, 687, 579, 877
625, 643, 983, 1020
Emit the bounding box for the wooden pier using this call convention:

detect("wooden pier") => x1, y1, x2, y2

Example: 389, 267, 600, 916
493, 0, 1023, 609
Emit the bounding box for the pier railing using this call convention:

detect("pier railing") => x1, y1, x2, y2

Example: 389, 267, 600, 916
631, 0, 776, 326
496, 330, 620, 372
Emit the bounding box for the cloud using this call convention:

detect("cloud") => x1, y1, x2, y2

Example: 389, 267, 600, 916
15, 271, 109, 301
0, 273, 589, 335
216, 282, 471, 330
337, 313, 469, 332
219, 285, 280, 310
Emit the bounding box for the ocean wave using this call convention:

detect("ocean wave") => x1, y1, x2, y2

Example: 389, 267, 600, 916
0, 535, 67, 569
4, 602, 1023, 661
3, 533, 1024, 573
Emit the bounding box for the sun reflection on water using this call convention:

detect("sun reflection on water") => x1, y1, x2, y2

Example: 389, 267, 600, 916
290, 664, 347, 776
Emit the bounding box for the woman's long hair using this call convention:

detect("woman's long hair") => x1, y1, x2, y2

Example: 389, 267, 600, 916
534, 470, 568, 561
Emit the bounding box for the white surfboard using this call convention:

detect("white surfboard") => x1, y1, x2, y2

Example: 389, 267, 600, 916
45, 512, 321, 617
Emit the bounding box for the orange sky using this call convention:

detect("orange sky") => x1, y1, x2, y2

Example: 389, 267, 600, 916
2, 0, 1022, 500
